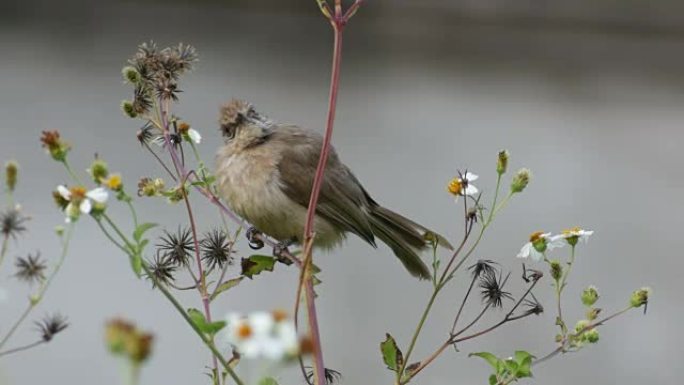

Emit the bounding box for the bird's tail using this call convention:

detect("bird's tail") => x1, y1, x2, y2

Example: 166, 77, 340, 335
368, 206, 452, 280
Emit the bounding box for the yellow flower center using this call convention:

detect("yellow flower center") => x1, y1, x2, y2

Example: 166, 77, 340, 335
447, 178, 462, 196
272, 309, 288, 323
236, 323, 252, 339
105, 174, 123, 190
70, 186, 87, 202
562, 226, 581, 236
529, 231, 545, 243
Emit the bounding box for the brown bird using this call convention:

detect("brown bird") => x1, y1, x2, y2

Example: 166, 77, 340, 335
215, 99, 451, 279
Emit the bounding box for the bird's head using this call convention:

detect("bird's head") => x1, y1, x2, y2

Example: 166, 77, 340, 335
219, 99, 272, 148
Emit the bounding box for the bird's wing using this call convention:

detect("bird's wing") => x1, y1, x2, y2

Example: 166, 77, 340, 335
273, 125, 376, 246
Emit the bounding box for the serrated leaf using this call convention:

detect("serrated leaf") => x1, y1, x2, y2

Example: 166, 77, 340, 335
133, 222, 157, 242
380, 333, 403, 371
210, 277, 244, 301
258, 378, 279, 385
469, 352, 501, 371
241, 255, 276, 279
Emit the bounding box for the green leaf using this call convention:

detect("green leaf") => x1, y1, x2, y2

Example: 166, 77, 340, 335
210, 277, 244, 301
241, 255, 276, 279
187, 308, 227, 336
258, 378, 279, 385
380, 333, 403, 371
503, 359, 519, 375
133, 222, 157, 242
488, 374, 498, 385
514, 350, 534, 378
469, 352, 501, 371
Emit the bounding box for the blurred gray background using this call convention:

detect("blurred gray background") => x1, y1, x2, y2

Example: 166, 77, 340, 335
0, 0, 681, 384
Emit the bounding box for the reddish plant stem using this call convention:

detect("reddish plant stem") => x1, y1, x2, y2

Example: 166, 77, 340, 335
298, 17, 345, 385
159, 101, 221, 385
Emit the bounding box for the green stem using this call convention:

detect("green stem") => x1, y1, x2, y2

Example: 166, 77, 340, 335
0, 340, 45, 358
61, 159, 83, 185
0, 224, 74, 350
555, 245, 575, 335
398, 289, 439, 380
0, 234, 9, 270
139, 262, 245, 385
486, 173, 503, 225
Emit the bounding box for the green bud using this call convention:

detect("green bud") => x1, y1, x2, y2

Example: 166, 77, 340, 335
581, 285, 600, 306
586, 307, 601, 321
496, 150, 509, 175
121, 100, 137, 118
5, 161, 18, 192
89, 159, 109, 184
29, 294, 41, 306
122, 66, 141, 84
510, 168, 531, 193
584, 329, 600, 344
630, 287, 652, 308
574, 319, 590, 333
54, 225, 65, 237
549, 260, 563, 281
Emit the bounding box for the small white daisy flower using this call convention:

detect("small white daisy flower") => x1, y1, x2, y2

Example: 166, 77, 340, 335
57, 185, 109, 223
224, 310, 299, 361
516, 231, 565, 262
187, 128, 201, 144
447, 172, 479, 202
552, 227, 594, 246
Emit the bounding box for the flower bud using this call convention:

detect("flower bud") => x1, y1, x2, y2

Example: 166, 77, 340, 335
581, 285, 599, 306
574, 319, 590, 333
40, 130, 71, 162
104, 174, 123, 192
5, 161, 18, 192
89, 159, 109, 184
510, 168, 531, 193
121, 100, 137, 118
496, 150, 509, 175
549, 260, 563, 281
586, 307, 601, 321
584, 329, 599, 344
54, 225, 65, 237
121, 66, 141, 84
630, 287, 652, 308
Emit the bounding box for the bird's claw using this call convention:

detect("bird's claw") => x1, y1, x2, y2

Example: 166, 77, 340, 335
246, 227, 265, 250
273, 241, 294, 265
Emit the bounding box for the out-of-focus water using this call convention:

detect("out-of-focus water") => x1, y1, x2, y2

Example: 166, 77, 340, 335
0, 2, 681, 384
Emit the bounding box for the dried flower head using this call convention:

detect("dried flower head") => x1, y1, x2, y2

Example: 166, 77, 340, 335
35, 313, 69, 342
105, 318, 154, 364
157, 227, 194, 266
522, 294, 544, 316
201, 229, 234, 269
145, 254, 176, 288
40, 130, 70, 161
137, 177, 165, 197
14, 252, 47, 284
478, 271, 513, 308
468, 259, 497, 279
511, 168, 531, 193
1, 207, 28, 240
306, 367, 343, 385
137, 122, 156, 144
219, 99, 254, 138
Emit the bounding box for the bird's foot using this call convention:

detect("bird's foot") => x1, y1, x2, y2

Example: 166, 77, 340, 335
273, 239, 295, 266
246, 227, 265, 250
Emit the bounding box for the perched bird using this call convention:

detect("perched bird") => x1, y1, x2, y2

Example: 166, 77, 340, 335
215, 99, 451, 279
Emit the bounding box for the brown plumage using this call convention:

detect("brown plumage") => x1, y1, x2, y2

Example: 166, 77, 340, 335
215, 99, 451, 279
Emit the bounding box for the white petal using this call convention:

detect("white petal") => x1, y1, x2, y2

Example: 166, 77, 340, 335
86, 187, 109, 204
57, 185, 71, 200
516, 243, 532, 259
464, 172, 479, 181
80, 199, 92, 214
464, 184, 478, 196
248, 312, 274, 336
530, 249, 544, 262
188, 129, 202, 144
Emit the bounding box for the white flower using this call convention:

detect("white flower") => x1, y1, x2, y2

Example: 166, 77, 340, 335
516, 231, 565, 262
224, 311, 299, 360
552, 227, 594, 246
57, 185, 109, 222
187, 128, 201, 144
447, 172, 479, 202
